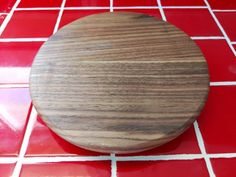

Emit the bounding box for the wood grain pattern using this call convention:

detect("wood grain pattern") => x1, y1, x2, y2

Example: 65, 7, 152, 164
30, 12, 209, 154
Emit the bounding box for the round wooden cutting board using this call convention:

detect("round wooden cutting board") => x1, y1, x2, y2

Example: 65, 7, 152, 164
30, 12, 209, 154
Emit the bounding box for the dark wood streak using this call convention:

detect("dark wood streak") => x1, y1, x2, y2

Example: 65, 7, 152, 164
30, 12, 209, 154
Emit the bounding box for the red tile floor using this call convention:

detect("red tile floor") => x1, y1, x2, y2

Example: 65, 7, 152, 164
0, 0, 236, 177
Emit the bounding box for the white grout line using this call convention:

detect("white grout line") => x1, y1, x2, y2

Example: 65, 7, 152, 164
204, 0, 236, 56
15, 7, 60, 11
0, 83, 29, 88
194, 121, 216, 177
13, 6, 210, 11
191, 36, 225, 40
53, 0, 67, 34
110, 0, 113, 12
116, 154, 204, 161
0, 38, 47, 42
209, 153, 236, 158
65, 6, 109, 10
1, 152, 236, 165
113, 6, 158, 9
22, 156, 112, 164
111, 153, 117, 177
0, 0, 22, 36
11, 106, 37, 177
194, 122, 209, 155
231, 41, 236, 45
212, 9, 236, 12
162, 6, 207, 9
0, 157, 18, 164
157, 0, 166, 21
15, 7, 111, 11
210, 81, 236, 86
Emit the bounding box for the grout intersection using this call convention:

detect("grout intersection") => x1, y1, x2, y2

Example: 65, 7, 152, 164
53, 0, 67, 34
157, 0, 166, 21
204, 0, 236, 56
11, 106, 37, 177
194, 121, 216, 177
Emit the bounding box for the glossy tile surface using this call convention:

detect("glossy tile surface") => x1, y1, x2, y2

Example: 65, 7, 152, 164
0, 88, 31, 156
0, 164, 15, 177
59, 10, 108, 28
113, 0, 157, 6
0, 0, 15, 13
114, 9, 161, 19
20, 162, 111, 177
164, 9, 222, 36
1, 11, 59, 38
215, 12, 236, 41
18, 0, 62, 8
211, 158, 236, 177
162, 0, 205, 6
195, 40, 236, 81
0, 1, 236, 177
117, 160, 209, 177
65, 0, 110, 7
198, 86, 236, 153
208, 0, 236, 10
0, 14, 6, 25
0, 42, 43, 66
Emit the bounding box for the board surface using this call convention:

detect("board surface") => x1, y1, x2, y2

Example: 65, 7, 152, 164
30, 12, 209, 154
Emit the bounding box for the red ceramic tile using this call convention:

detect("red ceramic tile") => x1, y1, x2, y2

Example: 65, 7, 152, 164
114, 0, 157, 7
164, 9, 222, 36
18, 0, 62, 8
208, 0, 236, 10
59, 10, 108, 29
65, 0, 110, 7
162, 0, 205, 6
0, 88, 31, 156
215, 12, 236, 41
0, 67, 30, 84
198, 86, 236, 153
1, 11, 59, 38
233, 44, 236, 50
195, 40, 236, 82
0, 42, 43, 67
20, 161, 111, 177
0, 164, 15, 177
114, 9, 161, 19
119, 125, 200, 156
211, 158, 236, 177
0, 0, 16, 13
26, 115, 106, 156
0, 14, 6, 26
117, 160, 209, 177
